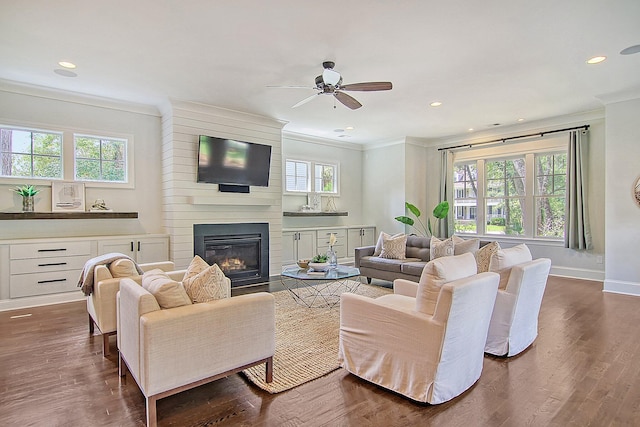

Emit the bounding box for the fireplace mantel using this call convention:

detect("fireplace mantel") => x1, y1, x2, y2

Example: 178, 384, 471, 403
188, 196, 276, 206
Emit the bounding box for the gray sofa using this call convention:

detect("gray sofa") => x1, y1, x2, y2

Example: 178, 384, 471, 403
355, 235, 432, 283
356, 235, 488, 283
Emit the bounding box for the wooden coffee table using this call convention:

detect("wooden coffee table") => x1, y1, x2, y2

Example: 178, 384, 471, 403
280, 265, 362, 308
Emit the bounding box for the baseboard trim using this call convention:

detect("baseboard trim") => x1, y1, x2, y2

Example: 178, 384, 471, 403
0, 293, 84, 312
550, 266, 604, 282
603, 280, 640, 297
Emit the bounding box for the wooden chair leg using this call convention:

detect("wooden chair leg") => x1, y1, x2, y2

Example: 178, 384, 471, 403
146, 396, 157, 427
102, 333, 110, 357
89, 314, 94, 334
367, 277, 372, 284
265, 356, 273, 383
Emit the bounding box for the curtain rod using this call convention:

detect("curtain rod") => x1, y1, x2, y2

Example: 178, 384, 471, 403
437, 124, 590, 151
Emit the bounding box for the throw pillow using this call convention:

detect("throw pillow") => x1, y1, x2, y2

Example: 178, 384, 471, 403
430, 236, 454, 260
452, 235, 480, 255
373, 232, 404, 257
142, 269, 192, 309
475, 241, 501, 273
379, 233, 408, 260
489, 243, 533, 289
416, 252, 478, 315
108, 259, 137, 278
182, 255, 230, 303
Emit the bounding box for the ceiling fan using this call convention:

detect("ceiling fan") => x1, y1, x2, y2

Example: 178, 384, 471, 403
272, 61, 392, 110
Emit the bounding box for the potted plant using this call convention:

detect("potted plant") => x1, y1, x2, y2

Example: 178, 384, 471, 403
395, 201, 449, 237
13, 184, 40, 212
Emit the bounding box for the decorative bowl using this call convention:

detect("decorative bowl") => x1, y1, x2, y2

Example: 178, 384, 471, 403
308, 262, 329, 272
297, 260, 310, 269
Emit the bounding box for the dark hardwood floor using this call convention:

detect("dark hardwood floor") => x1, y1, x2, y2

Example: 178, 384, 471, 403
1, 276, 639, 426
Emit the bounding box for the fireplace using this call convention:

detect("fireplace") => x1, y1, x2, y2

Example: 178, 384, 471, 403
193, 223, 269, 287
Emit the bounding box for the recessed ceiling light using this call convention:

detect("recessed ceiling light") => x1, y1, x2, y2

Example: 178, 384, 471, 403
517, 118, 525, 122
54, 69, 77, 77
467, 128, 474, 132
430, 101, 442, 107
620, 44, 640, 55
58, 61, 76, 69
345, 126, 354, 130
586, 56, 606, 64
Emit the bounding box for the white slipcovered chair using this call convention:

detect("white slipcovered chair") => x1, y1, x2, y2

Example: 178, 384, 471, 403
485, 247, 552, 356
117, 278, 275, 427
339, 253, 500, 403
87, 260, 184, 356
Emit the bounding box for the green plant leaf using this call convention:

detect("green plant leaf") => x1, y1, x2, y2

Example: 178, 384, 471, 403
433, 201, 449, 219
405, 202, 421, 218
427, 218, 433, 236
394, 216, 415, 226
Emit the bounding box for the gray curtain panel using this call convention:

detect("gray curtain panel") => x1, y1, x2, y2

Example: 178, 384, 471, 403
565, 130, 593, 250
439, 150, 454, 238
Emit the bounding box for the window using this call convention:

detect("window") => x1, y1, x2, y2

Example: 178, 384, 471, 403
285, 160, 310, 192
75, 135, 127, 182
285, 159, 339, 194
535, 152, 566, 238
453, 162, 478, 233
452, 145, 567, 240
314, 162, 337, 194
0, 126, 63, 179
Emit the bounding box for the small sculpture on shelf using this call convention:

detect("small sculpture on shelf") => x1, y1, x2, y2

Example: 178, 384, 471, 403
90, 199, 113, 212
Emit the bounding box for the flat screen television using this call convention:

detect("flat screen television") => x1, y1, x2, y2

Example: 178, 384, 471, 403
197, 135, 272, 187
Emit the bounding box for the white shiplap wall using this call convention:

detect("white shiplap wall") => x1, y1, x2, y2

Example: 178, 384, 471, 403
161, 100, 285, 273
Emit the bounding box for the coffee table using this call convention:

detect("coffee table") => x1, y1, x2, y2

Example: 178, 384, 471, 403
280, 265, 362, 308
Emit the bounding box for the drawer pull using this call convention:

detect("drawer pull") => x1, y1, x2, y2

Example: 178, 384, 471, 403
37, 248, 67, 252
37, 278, 67, 284
37, 262, 68, 267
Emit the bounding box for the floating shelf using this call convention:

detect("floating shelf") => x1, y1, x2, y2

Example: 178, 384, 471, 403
283, 211, 348, 217
0, 212, 139, 220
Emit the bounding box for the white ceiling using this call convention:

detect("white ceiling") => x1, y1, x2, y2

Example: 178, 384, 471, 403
1, 1, 639, 144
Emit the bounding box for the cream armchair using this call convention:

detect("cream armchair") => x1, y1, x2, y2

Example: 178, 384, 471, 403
87, 261, 184, 356
484, 258, 552, 356
117, 278, 275, 427
339, 271, 499, 404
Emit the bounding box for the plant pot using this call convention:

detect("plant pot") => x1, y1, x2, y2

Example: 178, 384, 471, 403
22, 196, 34, 212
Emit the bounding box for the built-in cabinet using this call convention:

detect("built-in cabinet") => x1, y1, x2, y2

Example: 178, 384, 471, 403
0, 234, 169, 309
97, 237, 169, 264
282, 231, 316, 267
282, 226, 375, 268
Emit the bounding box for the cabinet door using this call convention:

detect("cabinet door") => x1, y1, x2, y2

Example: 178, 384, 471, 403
361, 227, 376, 247
97, 239, 135, 259
136, 237, 169, 264
296, 231, 316, 262
347, 228, 363, 257
281, 232, 298, 266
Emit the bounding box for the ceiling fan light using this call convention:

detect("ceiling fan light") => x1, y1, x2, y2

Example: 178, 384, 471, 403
323, 69, 341, 86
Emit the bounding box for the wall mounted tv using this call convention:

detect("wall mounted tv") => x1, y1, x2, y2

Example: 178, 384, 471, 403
197, 135, 272, 188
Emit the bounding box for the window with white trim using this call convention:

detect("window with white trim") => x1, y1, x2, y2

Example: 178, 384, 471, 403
74, 134, 127, 182
285, 159, 339, 194
0, 126, 63, 179
453, 143, 567, 240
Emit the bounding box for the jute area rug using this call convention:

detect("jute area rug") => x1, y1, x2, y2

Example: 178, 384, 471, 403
242, 281, 391, 393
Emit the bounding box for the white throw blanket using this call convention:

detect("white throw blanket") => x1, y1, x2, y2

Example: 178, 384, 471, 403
78, 253, 143, 296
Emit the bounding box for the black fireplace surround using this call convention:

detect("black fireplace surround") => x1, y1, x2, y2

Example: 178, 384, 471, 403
193, 223, 269, 287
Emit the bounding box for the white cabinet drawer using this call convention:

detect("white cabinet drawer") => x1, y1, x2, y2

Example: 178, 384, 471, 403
10, 270, 81, 298
315, 229, 347, 246
10, 241, 91, 260
10, 255, 89, 275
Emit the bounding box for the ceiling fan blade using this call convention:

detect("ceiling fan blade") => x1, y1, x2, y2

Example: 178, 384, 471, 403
267, 85, 315, 89
292, 93, 319, 108
334, 91, 362, 110
340, 82, 393, 91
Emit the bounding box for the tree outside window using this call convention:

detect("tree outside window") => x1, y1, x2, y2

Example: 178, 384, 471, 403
453, 162, 478, 233
314, 163, 337, 193
0, 127, 62, 179
535, 153, 566, 238
74, 135, 126, 182
485, 158, 526, 235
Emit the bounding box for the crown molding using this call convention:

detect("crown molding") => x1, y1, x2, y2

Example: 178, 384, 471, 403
282, 130, 364, 151
596, 87, 640, 105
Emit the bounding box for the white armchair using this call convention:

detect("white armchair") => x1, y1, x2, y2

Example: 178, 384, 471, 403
485, 258, 552, 356
87, 260, 184, 356
339, 271, 499, 403
117, 278, 275, 427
